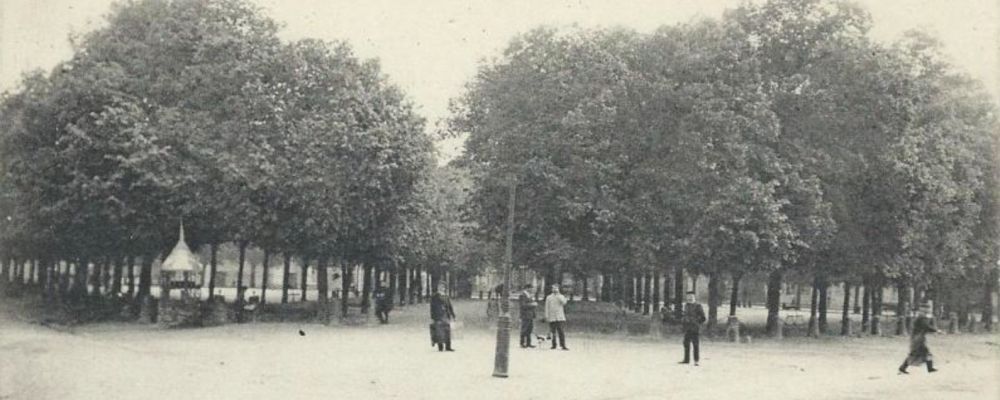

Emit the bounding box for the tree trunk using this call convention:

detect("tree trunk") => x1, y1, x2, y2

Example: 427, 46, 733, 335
766, 270, 782, 336
664, 267, 672, 312
111, 257, 124, 296
643, 273, 652, 314
340, 261, 351, 316
896, 281, 910, 336
91, 259, 103, 297
808, 280, 819, 337
250, 259, 257, 288
853, 285, 861, 314
861, 282, 871, 332
137, 255, 153, 304
601, 273, 611, 302
74, 258, 90, 298
37, 259, 48, 291
101, 261, 111, 294
398, 266, 408, 306
207, 243, 219, 301
794, 283, 803, 309
982, 267, 997, 332
871, 282, 882, 336
261, 251, 270, 304
652, 271, 661, 312
415, 266, 423, 303
407, 267, 416, 304
60, 261, 71, 296
429, 270, 440, 296
281, 253, 291, 304
582, 274, 589, 301
236, 242, 247, 304
0, 258, 7, 288
361, 264, 373, 313
707, 272, 720, 329
624, 273, 634, 311
300, 258, 309, 302
126, 256, 136, 298
674, 267, 685, 319
316, 256, 329, 322
27, 259, 36, 286
841, 282, 852, 335
818, 277, 829, 334
388, 264, 397, 306
729, 273, 741, 316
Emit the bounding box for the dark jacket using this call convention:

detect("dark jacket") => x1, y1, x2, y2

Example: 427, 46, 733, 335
518, 291, 537, 320
907, 315, 938, 364
374, 288, 391, 311
430, 293, 456, 321
682, 302, 707, 334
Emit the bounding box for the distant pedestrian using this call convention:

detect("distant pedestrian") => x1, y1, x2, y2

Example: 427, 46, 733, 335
519, 284, 538, 348
899, 303, 939, 374
430, 285, 456, 352
544, 285, 569, 350
679, 291, 706, 366
374, 285, 392, 324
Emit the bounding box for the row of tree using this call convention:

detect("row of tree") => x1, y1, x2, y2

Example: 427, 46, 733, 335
449, 0, 999, 335
0, 0, 475, 317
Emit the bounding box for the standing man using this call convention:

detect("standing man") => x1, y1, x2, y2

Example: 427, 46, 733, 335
430, 285, 456, 352
899, 303, 939, 374
518, 284, 538, 348
544, 284, 569, 350
679, 291, 706, 366
374, 284, 391, 324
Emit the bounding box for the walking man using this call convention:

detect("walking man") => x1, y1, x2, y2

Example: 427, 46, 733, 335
899, 303, 939, 374
519, 284, 538, 348
679, 291, 706, 366
544, 285, 569, 350
430, 285, 456, 352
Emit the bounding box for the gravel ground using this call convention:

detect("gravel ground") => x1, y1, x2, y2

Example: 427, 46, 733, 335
1, 299, 998, 400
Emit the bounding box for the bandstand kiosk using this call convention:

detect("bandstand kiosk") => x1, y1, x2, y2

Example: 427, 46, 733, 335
158, 223, 203, 325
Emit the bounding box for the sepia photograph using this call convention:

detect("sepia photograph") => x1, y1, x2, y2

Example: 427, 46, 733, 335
1, 1, 998, 399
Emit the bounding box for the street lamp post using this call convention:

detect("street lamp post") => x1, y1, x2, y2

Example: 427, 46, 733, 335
492, 179, 516, 378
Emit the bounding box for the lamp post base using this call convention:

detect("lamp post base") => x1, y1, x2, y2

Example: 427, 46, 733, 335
492, 312, 511, 378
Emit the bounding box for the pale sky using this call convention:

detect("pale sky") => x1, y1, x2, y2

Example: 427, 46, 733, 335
2, 0, 998, 162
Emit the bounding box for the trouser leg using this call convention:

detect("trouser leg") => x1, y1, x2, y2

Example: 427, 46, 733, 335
683, 333, 692, 362
550, 322, 558, 348
555, 322, 566, 348
692, 333, 700, 362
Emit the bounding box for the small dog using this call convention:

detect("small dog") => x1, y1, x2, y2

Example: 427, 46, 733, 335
535, 334, 550, 346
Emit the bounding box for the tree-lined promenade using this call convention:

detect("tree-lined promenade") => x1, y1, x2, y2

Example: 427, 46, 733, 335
0, 0, 998, 336
449, 0, 999, 335
0, 0, 474, 320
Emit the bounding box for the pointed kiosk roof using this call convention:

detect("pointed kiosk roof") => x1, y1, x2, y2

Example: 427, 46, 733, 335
161, 222, 201, 272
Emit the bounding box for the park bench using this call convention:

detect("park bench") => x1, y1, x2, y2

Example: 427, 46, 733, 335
784, 311, 805, 328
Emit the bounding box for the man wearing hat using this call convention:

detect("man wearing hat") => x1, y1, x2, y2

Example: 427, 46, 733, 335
518, 284, 538, 348
679, 291, 707, 366
430, 285, 456, 352
899, 303, 939, 374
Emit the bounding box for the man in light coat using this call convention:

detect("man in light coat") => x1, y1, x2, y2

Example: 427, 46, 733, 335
544, 285, 569, 350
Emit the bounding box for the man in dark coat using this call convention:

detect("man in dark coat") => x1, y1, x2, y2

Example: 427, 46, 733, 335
899, 304, 939, 374
374, 285, 392, 324
679, 291, 707, 366
518, 284, 538, 348
430, 286, 456, 352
